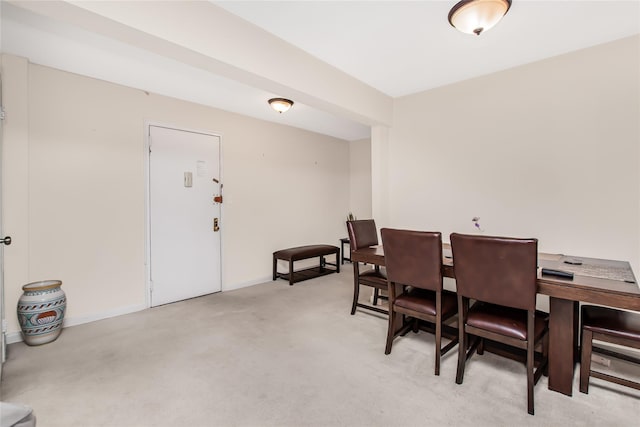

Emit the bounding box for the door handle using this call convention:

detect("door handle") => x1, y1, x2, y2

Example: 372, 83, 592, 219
1, 236, 11, 245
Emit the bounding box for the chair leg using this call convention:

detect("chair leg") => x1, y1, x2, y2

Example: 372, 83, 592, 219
435, 315, 442, 376
373, 288, 379, 306
456, 329, 466, 384
543, 331, 549, 377
580, 329, 593, 394
527, 311, 535, 416
527, 347, 535, 415
385, 304, 396, 355
477, 339, 484, 355
435, 293, 442, 376
456, 297, 467, 384
351, 263, 360, 315
400, 315, 412, 336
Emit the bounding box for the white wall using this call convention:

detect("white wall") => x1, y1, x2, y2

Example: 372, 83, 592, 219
384, 36, 640, 275
1, 56, 350, 338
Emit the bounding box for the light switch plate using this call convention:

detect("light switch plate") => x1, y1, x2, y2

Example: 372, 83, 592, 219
184, 172, 193, 187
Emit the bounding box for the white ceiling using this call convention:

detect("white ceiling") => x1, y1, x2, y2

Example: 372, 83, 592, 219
216, 0, 640, 97
2, 1, 639, 141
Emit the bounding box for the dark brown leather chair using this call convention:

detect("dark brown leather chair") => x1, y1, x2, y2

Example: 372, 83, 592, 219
381, 228, 458, 375
580, 305, 640, 393
346, 219, 387, 315
450, 233, 549, 415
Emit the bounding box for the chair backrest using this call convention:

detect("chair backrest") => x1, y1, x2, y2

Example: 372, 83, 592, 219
450, 233, 538, 311
346, 219, 379, 250
381, 228, 443, 291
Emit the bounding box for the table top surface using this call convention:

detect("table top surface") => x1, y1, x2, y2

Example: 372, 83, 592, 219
351, 244, 640, 310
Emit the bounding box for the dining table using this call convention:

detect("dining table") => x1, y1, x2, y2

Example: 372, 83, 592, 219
350, 243, 640, 396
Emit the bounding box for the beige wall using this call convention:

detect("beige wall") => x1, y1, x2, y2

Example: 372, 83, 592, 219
382, 36, 640, 276
2, 56, 350, 338
348, 138, 372, 221
7, 34, 636, 339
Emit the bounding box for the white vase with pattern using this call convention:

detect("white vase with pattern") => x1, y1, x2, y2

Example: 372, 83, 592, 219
17, 280, 66, 346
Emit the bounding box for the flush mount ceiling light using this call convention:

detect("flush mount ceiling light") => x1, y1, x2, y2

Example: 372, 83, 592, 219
268, 98, 294, 113
448, 0, 512, 36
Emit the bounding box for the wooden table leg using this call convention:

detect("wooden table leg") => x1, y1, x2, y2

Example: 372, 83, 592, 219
548, 297, 579, 396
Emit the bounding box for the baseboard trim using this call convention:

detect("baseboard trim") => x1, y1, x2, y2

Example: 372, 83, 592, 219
6, 278, 275, 344
6, 303, 147, 344
223, 276, 272, 292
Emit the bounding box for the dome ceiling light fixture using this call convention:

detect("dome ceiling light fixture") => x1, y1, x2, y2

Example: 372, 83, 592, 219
448, 0, 512, 36
268, 98, 294, 113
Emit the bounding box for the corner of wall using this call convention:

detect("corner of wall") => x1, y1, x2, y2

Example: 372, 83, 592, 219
1, 54, 31, 336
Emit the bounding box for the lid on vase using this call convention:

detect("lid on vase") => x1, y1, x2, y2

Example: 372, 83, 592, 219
22, 280, 62, 291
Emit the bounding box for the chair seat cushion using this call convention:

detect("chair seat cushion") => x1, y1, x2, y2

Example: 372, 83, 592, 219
467, 302, 548, 341
359, 268, 388, 289
582, 305, 640, 342
394, 289, 457, 317
360, 269, 386, 279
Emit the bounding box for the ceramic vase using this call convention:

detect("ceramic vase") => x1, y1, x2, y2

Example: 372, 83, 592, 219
17, 280, 66, 346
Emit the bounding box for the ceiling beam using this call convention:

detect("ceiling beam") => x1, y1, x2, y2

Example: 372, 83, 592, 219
10, 0, 392, 127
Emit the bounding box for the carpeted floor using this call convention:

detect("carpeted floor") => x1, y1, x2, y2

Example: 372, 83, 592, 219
1, 264, 638, 426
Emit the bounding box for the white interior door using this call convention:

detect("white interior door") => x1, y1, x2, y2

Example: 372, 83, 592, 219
149, 125, 221, 306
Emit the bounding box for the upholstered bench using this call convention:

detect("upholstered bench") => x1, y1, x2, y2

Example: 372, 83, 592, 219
273, 244, 340, 285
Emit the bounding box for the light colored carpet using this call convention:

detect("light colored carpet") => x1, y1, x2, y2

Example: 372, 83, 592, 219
1, 264, 638, 427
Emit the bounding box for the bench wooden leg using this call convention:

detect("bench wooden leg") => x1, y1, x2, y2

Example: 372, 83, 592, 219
289, 259, 294, 286
272, 255, 277, 281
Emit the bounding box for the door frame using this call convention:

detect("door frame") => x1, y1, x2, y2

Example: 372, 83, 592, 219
144, 121, 224, 308
0, 71, 5, 376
